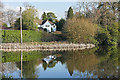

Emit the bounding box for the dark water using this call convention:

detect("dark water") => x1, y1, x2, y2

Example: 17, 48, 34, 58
1, 46, 120, 79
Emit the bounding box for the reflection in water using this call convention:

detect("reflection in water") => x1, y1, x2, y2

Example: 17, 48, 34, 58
1, 46, 119, 78
2, 62, 21, 78
21, 51, 22, 78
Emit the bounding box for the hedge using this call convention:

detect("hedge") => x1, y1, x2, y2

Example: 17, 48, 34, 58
1, 30, 42, 43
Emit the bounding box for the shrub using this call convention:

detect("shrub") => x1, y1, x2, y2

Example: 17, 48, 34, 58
63, 18, 98, 43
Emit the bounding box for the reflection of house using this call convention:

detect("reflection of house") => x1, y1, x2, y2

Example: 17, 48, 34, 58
38, 20, 56, 32
42, 55, 56, 64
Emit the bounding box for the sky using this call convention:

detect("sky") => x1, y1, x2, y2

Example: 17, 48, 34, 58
2, 2, 77, 20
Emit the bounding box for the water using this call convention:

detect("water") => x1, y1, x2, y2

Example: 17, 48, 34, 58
1, 46, 120, 79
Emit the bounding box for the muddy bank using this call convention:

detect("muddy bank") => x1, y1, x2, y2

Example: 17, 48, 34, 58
0, 43, 95, 51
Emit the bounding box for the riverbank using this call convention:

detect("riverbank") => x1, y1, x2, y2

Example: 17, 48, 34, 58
0, 42, 95, 51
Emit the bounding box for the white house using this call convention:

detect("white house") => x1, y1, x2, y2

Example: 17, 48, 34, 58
38, 20, 56, 32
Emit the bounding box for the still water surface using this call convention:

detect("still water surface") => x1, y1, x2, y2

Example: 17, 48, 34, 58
1, 46, 120, 78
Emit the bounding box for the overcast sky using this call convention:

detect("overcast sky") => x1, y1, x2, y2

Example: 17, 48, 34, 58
2, 2, 77, 20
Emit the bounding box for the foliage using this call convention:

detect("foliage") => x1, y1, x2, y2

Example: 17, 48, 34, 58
47, 12, 57, 23
14, 18, 20, 30
67, 7, 73, 19
96, 22, 118, 46
42, 12, 47, 21
63, 17, 97, 43
96, 45, 118, 66
118, 21, 120, 45
22, 5, 38, 30
2, 23, 8, 27
1, 30, 42, 43
41, 12, 57, 23
41, 31, 63, 42
55, 18, 66, 31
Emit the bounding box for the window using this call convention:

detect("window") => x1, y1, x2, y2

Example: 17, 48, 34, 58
46, 25, 49, 27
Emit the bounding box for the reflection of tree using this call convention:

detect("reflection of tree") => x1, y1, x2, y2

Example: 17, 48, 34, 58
15, 51, 44, 78
16, 60, 37, 78
57, 49, 99, 76
95, 46, 119, 78
67, 50, 99, 76
22, 61, 37, 78
42, 62, 47, 70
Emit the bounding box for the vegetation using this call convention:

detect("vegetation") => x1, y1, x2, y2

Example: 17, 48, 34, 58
22, 5, 38, 30
3, 9, 19, 28
0, 1, 3, 25
41, 31, 63, 42
1, 30, 63, 43
1, 2, 120, 46
95, 2, 119, 46
96, 22, 118, 46
41, 12, 57, 23
55, 18, 66, 31
2, 23, 8, 27
41, 12, 47, 21
1, 30, 42, 43
67, 7, 73, 19
62, 2, 119, 46
63, 18, 97, 43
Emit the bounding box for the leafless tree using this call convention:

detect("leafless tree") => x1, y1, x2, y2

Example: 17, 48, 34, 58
3, 9, 19, 29
0, 1, 3, 26
75, 2, 99, 23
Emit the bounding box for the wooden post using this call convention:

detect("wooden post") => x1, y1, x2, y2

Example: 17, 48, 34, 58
20, 7, 23, 78
20, 7, 22, 44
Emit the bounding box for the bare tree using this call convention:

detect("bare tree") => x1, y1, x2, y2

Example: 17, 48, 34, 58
75, 2, 99, 23
0, 1, 3, 26
3, 9, 19, 29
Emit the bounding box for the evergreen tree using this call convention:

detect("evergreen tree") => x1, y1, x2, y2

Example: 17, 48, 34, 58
42, 12, 47, 20
47, 12, 57, 22
56, 18, 66, 31
67, 7, 73, 19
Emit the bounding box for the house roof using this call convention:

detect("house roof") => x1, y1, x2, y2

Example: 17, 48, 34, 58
41, 20, 54, 25
34, 19, 42, 25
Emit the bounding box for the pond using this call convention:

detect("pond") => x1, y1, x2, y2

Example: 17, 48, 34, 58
0, 46, 120, 79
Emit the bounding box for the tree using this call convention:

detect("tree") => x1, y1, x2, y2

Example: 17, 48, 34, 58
96, 2, 119, 46
22, 4, 38, 30
67, 7, 73, 19
0, 1, 3, 26
4, 9, 19, 29
56, 18, 66, 31
97, 2, 118, 27
41, 12, 57, 23
14, 18, 20, 30
42, 12, 47, 20
47, 12, 57, 23
75, 2, 99, 22
63, 18, 97, 43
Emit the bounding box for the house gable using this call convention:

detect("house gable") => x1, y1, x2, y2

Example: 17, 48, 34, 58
38, 20, 56, 32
